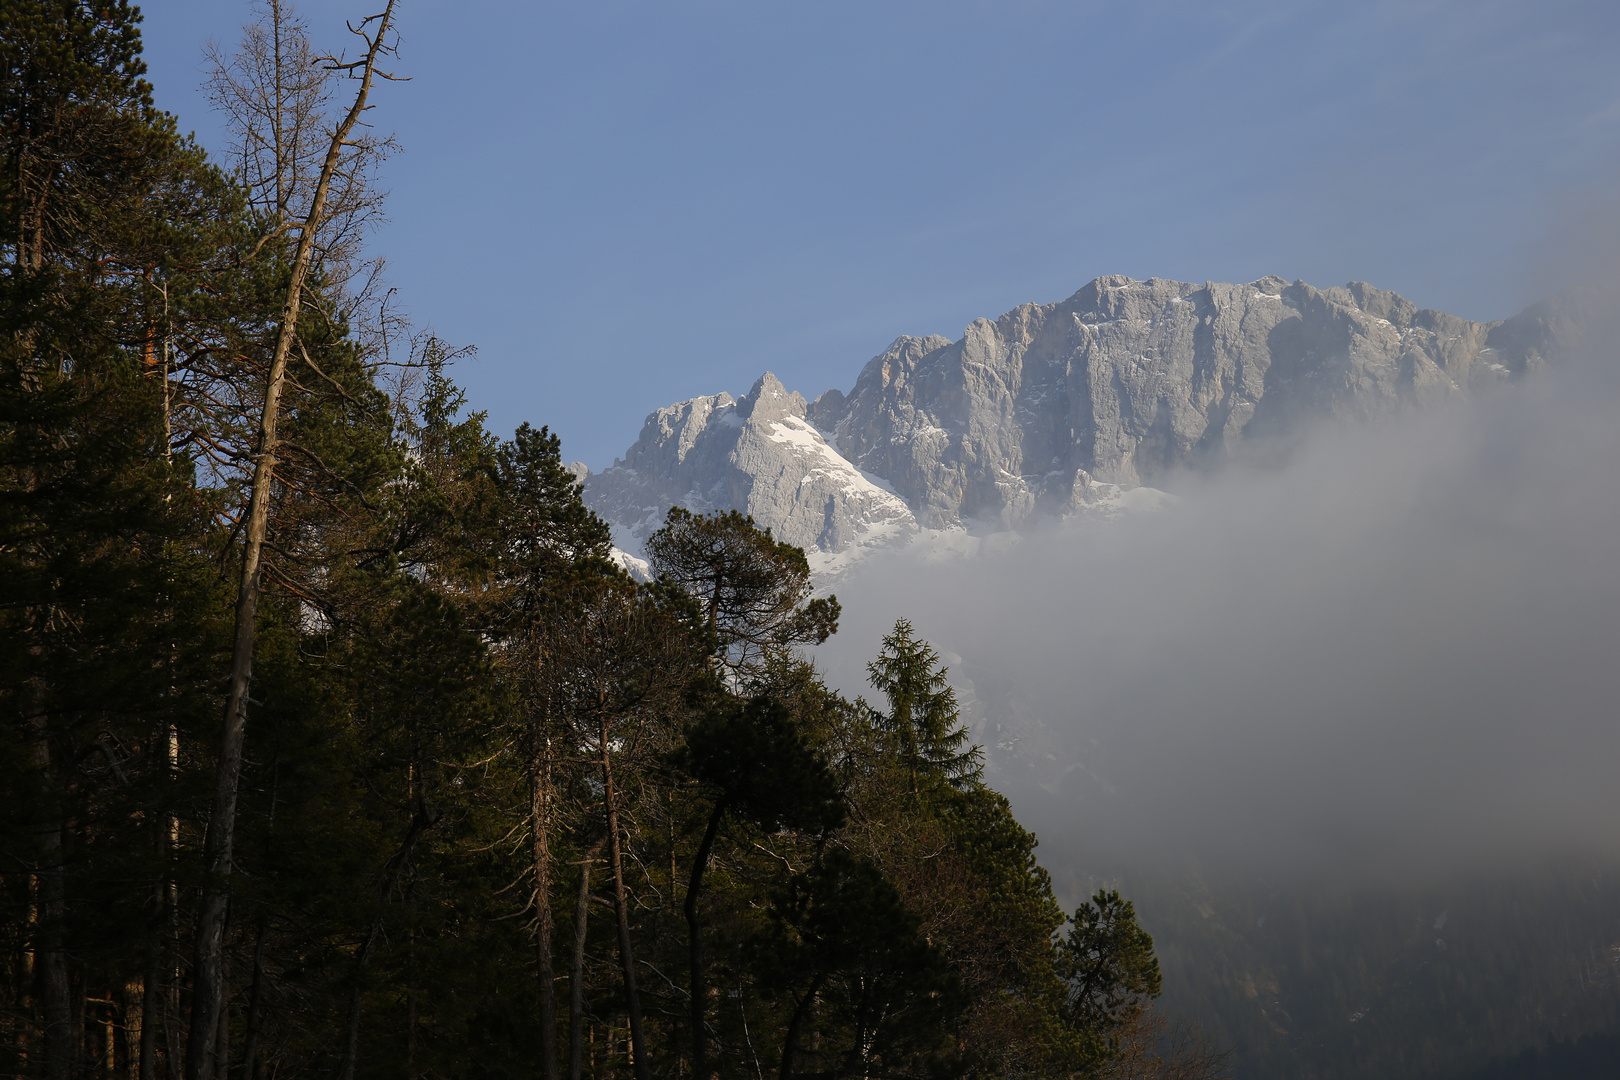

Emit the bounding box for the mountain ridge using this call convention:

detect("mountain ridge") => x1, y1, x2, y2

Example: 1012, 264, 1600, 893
582, 275, 1562, 569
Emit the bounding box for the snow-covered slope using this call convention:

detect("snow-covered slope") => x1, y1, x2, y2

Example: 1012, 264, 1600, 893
582, 373, 916, 570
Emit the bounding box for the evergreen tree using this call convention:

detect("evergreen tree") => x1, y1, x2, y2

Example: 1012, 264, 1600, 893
491, 420, 616, 1080
2, 0, 171, 274
1059, 890, 1164, 1054
646, 508, 839, 678
1, 5, 241, 1077
866, 618, 983, 793
678, 696, 844, 1079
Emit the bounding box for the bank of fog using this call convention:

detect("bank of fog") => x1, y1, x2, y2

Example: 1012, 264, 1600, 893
814, 367, 1620, 888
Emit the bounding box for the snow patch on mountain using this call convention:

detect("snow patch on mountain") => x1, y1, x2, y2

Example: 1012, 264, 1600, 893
583, 373, 917, 567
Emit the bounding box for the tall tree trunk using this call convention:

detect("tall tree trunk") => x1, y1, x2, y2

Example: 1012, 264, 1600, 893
336, 803, 439, 1080
141, 770, 168, 1080
238, 922, 266, 1080
69, 977, 85, 1079
139, 951, 160, 1080
778, 974, 825, 1080
685, 802, 725, 1080
186, 8, 399, 1079
598, 714, 650, 1080
406, 917, 417, 1080
569, 839, 605, 1080
530, 721, 559, 1080
214, 935, 230, 1080
166, 725, 183, 1080
123, 981, 140, 1080
29, 689, 71, 1080
241, 749, 278, 1080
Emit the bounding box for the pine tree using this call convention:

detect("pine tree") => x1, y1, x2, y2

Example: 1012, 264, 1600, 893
646, 508, 839, 678
677, 696, 844, 1079
2, 5, 240, 1076
539, 571, 704, 1080
490, 421, 616, 1080
1058, 889, 1164, 1057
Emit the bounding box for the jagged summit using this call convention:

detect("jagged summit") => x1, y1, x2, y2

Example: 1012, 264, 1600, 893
584, 276, 1558, 573
584, 372, 915, 571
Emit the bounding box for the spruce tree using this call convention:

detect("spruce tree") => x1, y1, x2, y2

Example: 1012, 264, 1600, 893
866, 619, 983, 793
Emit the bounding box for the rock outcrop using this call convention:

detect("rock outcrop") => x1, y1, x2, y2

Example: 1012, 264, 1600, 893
583, 372, 916, 562
585, 276, 1560, 560
811, 276, 1557, 529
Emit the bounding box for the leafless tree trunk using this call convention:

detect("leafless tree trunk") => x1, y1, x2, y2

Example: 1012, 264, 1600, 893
336, 801, 439, 1080
530, 725, 560, 1080
238, 923, 267, 1080
569, 839, 605, 1080
598, 704, 650, 1080
186, 8, 400, 1080
686, 802, 725, 1080
214, 921, 230, 1079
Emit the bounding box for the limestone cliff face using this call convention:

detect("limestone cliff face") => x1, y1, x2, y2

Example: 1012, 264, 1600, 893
583, 373, 915, 561
586, 276, 1560, 556
811, 276, 1557, 529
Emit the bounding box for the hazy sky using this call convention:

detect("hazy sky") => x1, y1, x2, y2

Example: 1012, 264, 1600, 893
139, 0, 1620, 467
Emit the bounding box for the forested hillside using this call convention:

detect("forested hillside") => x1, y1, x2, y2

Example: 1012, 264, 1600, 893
0, 4, 1202, 1080
1118, 863, 1620, 1079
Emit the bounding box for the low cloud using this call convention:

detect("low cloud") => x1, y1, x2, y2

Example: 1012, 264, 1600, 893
815, 326, 1620, 885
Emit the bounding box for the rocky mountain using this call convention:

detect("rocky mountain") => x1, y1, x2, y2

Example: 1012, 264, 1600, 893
581, 372, 916, 573
582, 275, 1560, 567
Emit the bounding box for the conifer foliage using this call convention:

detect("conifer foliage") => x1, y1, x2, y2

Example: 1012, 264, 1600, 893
0, 5, 1222, 1080
867, 618, 984, 791
646, 508, 839, 677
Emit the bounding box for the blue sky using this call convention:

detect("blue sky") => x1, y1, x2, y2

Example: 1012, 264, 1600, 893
140, 0, 1620, 467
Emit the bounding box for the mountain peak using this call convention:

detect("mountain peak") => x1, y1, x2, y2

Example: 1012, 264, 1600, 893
739, 371, 807, 424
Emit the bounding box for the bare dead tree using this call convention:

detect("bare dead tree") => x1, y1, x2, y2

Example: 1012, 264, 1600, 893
205, 0, 395, 303
186, 7, 403, 1080
569, 837, 606, 1080
204, 1, 327, 227
529, 693, 561, 1080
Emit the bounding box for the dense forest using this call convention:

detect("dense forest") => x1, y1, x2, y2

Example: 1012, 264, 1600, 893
0, 4, 1221, 1079
1107, 861, 1620, 1080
